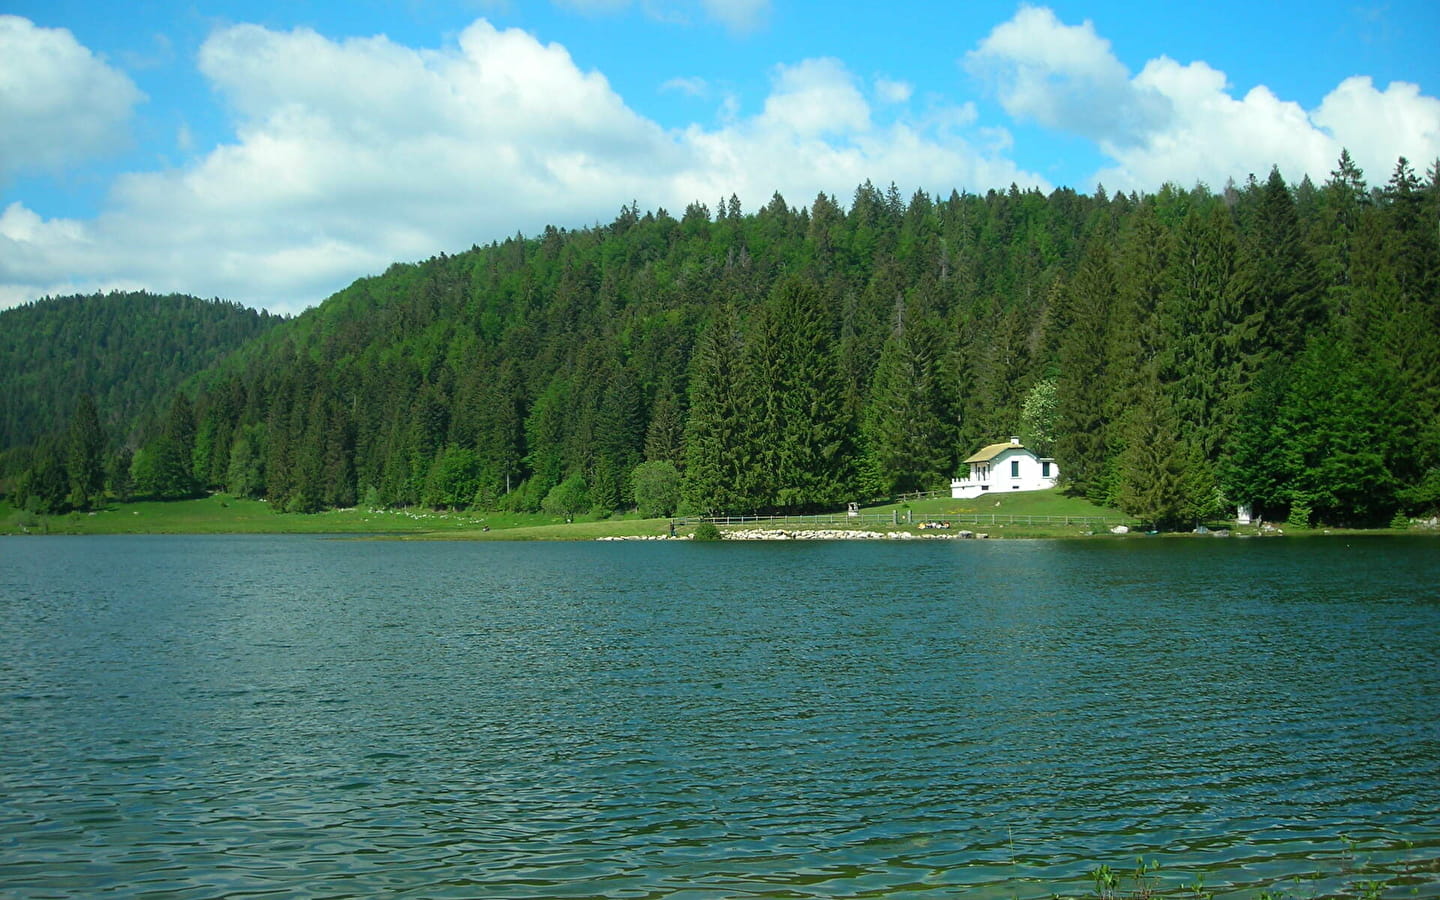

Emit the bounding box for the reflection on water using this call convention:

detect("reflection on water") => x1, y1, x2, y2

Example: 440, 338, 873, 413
1, 535, 1438, 898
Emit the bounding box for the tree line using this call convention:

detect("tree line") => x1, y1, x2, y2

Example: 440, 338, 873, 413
6, 153, 1438, 528
0, 291, 283, 483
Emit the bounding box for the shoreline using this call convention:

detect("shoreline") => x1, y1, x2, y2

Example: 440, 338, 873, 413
5, 497, 1435, 541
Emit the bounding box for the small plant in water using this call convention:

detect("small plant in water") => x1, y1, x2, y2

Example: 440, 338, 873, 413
1092, 864, 1120, 900
1183, 873, 1211, 900
1089, 859, 1160, 900
1353, 879, 1387, 900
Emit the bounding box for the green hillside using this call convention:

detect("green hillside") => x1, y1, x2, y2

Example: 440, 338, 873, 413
6, 157, 1439, 529
0, 291, 284, 451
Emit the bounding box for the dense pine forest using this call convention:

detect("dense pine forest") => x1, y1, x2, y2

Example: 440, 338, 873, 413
6, 153, 1439, 528
0, 293, 285, 511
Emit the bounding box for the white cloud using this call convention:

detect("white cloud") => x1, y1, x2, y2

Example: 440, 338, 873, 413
965, 5, 1170, 145
0, 16, 144, 179
875, 77, 913, 104
0, 19, 1041, 314
1312, 77, 1440, 180
970, 5, 1440, 191
699, 0, 769, 33
661, 75, 710, 97
760, 58, 871, 136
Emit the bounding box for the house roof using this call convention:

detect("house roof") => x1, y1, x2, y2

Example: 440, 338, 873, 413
964, 441, 1028, 463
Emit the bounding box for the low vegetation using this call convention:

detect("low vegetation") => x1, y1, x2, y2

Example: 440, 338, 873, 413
8, 489, 1427, 540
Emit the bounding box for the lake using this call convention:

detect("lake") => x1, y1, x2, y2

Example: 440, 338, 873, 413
2, 535, 1438, 898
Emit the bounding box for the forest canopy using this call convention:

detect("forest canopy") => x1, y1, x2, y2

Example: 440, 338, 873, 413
6, 154, 1438, 529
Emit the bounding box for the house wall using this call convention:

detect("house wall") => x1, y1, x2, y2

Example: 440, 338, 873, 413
950, 448, 1059, 499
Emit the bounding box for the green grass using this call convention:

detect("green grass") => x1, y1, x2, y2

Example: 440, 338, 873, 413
875, 489, 1124, 521
13, 489, 1413, 541
0, 489, 1132, 540
0, 495, 670, 538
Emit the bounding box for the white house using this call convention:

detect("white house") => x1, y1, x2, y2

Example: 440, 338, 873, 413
950, 437, 1059, 499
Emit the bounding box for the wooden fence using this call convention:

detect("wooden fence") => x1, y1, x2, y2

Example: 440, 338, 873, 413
681, 512, 1126, 528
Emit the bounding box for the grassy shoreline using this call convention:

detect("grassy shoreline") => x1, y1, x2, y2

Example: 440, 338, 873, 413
4, 492, 1430, 540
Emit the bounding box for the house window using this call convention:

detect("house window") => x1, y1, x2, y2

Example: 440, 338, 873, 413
1042, 461, 1051, 478
1011, 460, 1020, 478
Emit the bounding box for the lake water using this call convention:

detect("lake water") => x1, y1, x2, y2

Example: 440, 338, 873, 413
2, 535, 1438, 899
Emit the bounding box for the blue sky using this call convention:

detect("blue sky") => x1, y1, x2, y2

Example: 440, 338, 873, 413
3, 1, 1438, 314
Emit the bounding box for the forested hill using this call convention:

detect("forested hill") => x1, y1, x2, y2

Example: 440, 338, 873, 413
0, 291, 284, 451
11, 155, 1440, 528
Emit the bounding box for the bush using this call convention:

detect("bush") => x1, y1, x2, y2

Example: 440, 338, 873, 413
691, 522, 723, 541
632, 460, 681, 518
541, 474, 589, 519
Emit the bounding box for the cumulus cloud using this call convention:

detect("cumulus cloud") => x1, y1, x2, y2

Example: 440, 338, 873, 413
965, 6, 1170, 145
1312, 77, 1440, 178
0, 16, 144, 179
875, 77, 913, 105
970, 5, 1440, 191
1, 19, 1039, 314
759, 58, 871, 136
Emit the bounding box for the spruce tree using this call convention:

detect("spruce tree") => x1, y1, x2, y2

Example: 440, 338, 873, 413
861, 294, 952, 496
1054, 241, 1117, 501
750, 277, 855, 511
1116, 372, 1195, 530
683, 305, 755, 514
1248, 167, 1323, 364
1162, 201, 1251, 460
65, 394, 106, 510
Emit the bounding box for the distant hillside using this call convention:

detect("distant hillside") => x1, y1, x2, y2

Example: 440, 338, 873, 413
9, 156, 1440, 528
0, 291, 284, 450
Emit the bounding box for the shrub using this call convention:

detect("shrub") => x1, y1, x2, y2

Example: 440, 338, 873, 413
691, 522, 723, 541
632, 460, 681, 518
541, 474, 589, 519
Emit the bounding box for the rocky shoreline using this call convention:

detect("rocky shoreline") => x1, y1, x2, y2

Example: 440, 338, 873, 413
597, 528, 990, 541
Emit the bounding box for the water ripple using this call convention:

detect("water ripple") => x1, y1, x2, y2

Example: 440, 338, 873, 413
1, 536, 1438, 897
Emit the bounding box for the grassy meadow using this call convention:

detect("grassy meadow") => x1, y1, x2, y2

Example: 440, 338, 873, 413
2, 489, 1140, 540
13, 487, 1419, 540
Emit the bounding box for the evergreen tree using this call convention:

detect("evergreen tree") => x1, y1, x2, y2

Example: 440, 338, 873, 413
16, 436, 70, 514
65, 394, 106, 510
1220, 366, 1290, 520
684, 305, 755, 514
1116, 373, 1209, 530
1054, 241, 1117, 501
137, 394, 199, 499
1162, 201, 1251, 460
860, 294, 952, 496
107, 447, 134, 503
1248, 166, 1323, 364
749, 277, 855, 511
1312, 149, 1369, 323
643, 380, 686, 465
1273, 337, 1401, 526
